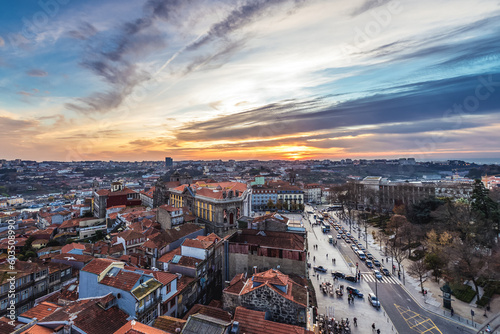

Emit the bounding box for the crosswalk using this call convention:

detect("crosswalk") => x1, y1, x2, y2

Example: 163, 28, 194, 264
361, 273, 399, 284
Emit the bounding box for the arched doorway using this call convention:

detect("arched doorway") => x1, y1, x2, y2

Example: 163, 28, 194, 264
229, 212, 234, 225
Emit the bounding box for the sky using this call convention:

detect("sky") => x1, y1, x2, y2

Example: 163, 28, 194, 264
1, 0, 500, 162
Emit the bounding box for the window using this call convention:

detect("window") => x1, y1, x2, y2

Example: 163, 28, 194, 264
166, 283, 171, 294
0, 299, 7, 310
21, 289, 29, 301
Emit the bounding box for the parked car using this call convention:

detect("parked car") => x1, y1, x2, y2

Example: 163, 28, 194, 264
332, 271, 345, 279
366, 260, 373, 268
382, 268, 390, 276
345, 239, 351, 243
373, 260, 381, 267
314, 266, 328, 273
346, 286, 363, 298
368, 293, 380, 308
373, 270, 382, 280
345, 275, 357, 282
336, 234, 342, 239
366, 253, 374, 260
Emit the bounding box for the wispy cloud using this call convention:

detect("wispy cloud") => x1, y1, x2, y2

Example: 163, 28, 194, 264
26, 69, 48, 77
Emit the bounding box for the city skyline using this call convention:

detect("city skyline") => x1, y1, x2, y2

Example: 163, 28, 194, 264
1, 0, 500, 161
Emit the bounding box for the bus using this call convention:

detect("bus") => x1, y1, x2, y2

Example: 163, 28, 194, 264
317, 213, 324, 221
357, 250, 366, 261
328, 235, 333, 244
322, 222, 330, 233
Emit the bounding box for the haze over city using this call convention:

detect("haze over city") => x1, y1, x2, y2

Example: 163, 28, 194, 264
1, 0, 500, 161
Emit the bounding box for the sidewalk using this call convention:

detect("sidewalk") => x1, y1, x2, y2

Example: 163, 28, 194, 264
361, 222, 499, 334
300, 209, 399, 334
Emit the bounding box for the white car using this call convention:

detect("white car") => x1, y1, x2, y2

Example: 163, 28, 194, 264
368, 293, 380, 308
373, 270, 382, 280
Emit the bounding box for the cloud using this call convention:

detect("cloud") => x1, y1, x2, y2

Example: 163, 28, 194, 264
26, 69, 48, 77
0, 116, 39, 138
173, 72, 500, 143
67, 22, 98, 40
65, 0, 190, 114
350, 0, 392, 17
187, 0, 304, 51
0, 36, 4, 47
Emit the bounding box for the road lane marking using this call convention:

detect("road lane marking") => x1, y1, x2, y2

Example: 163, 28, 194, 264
395, 304, 443, 334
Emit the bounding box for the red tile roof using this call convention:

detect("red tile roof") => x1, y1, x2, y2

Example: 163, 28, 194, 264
100, 269, 141, 291
158, 247, 181, 264
41, 296, 129, 334
226, 269, 307, 307
115, 320, 169, 334
182, 304, 231, 322
234, 307, 313, 334
61, 242, 86, 253
81, 258, 120, 275
153, 316, 186, 333
19, 302, 59, 321
159, 204, 180, 212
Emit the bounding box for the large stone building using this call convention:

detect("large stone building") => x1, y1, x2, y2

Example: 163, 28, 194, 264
169, 181, 250, 235
356, 176, 474, 210
224, 229, 306, 281
223, 269, 308, 327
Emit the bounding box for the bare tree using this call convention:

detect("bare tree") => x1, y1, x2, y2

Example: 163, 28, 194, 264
389, 238, 408, 273
408, 260, 428, 294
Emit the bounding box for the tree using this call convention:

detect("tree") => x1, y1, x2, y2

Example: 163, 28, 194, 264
266, 199, 275, 210
276, 200, 283, 211
424, 252, 446, 282
408, 197, 445, 225
408, 260, 428, 294
389, 238, 408, 273
450, 236, 486, 302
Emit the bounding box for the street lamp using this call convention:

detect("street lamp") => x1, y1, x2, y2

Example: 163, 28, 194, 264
402, 265, 405, 285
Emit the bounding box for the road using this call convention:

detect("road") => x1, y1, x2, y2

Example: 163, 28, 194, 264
326, 208, 476, 334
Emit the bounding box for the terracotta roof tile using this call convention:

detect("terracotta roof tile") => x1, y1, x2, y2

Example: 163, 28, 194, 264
19, 302, 59, 321
81, 258, 120, 275
182, 304, 231, 322
234, 307, 313, 334
153, 316, 186, 333
100, 270, 141, 291
115, 320, 169, 334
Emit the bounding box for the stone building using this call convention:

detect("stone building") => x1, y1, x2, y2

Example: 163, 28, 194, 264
224, 229, 306, 281
223, 269, 308, 327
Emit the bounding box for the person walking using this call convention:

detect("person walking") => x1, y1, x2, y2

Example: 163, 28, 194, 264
353, 317, 357, 327
372, 323, 376, 331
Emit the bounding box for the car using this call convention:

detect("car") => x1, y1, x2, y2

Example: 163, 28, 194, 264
373, 260, 381, 267
332, 271, 345, 279
314, 266, 328, 273
366, 253, 374, 260
346, 232, 351, 237
359, 247, 366, 252
382, 268, 390, 276
338, 230, 343, 234
345, 275, 357, 282
352, 238, 358, 244
368, 293, 380, 308
346, 286, 363, 298
373, 270, 382, 280
366, 260, 373, 268
345, 239, 351, 243
357, 243, 363, 248
336, 234, 342, 239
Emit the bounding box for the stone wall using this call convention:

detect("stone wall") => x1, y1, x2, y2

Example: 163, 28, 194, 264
224, 284, 306, 327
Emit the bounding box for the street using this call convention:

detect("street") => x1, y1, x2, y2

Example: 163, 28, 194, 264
312, 206, 476, 334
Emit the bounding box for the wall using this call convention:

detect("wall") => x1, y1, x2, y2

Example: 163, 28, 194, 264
228, 253, 305, 280
224, 284, 306, 327
181, 246, 206, 260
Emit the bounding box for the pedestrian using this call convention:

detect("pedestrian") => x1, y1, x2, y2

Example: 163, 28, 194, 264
372, 323, 375, 331
377, 329, 380, 334
353, 317, 357, 327
348, 296, 350, 304
326, 254, 328, 258
451, 308, 454, 317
